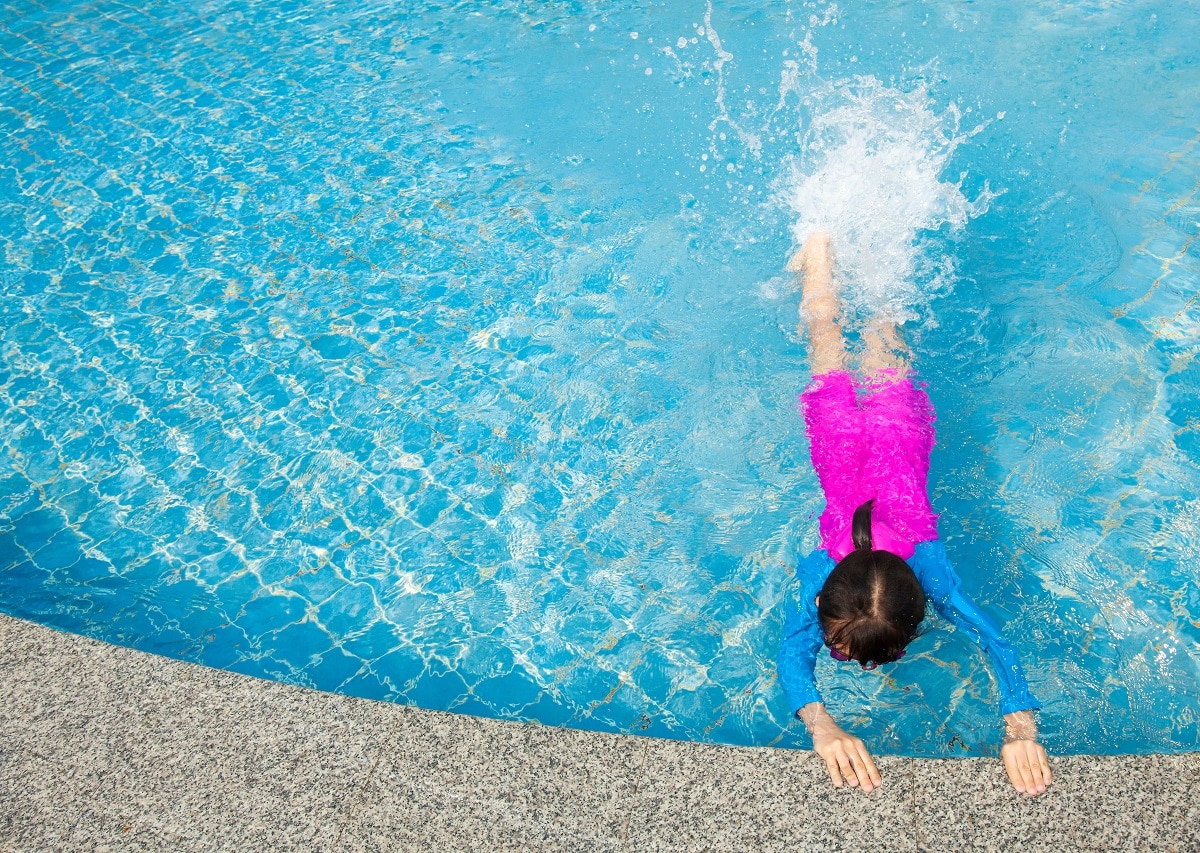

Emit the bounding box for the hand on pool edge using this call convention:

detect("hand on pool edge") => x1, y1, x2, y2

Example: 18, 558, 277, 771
799, 702, 882, 793
1002, 710, 1052, 796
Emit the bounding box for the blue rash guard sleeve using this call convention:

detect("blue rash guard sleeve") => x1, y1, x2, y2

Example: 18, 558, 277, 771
911, 539, 1041, 716
777, 549, 836, 715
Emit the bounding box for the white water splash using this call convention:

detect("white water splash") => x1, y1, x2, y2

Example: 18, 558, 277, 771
780, 76, 998, 322
676, 7, 999, 323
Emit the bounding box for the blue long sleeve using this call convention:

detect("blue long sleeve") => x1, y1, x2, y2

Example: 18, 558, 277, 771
777, 550, 835, 715
911, 539, 1041, 715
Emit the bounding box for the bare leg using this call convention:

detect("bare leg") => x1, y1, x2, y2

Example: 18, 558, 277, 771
789, 232, 846, 375
862, 318, 909, 377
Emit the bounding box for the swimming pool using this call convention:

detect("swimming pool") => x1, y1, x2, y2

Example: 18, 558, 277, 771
1, 0, 1198, 757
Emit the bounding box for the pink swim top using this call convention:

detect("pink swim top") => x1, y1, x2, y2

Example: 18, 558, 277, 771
827, 517, 914, 562
799, 370, 940, 556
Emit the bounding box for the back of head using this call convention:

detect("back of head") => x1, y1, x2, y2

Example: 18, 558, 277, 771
818, 500, 926, 666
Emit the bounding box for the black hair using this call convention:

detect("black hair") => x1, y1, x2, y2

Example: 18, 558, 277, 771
817, 499, 926, 666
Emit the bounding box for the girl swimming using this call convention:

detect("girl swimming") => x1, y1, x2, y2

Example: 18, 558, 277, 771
778, 232, 1052, 796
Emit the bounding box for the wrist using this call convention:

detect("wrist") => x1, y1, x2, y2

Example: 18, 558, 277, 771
798, 702, 838, 736
1003, 710, 1038, 744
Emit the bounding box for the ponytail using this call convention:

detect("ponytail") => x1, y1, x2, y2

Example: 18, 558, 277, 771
851, 499, 874, 552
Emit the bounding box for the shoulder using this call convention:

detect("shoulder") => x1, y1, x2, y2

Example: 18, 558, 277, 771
783, 550, 830, 637
785, 549, 834, 608
910, 539, 961, 599
796, 548, 835, 588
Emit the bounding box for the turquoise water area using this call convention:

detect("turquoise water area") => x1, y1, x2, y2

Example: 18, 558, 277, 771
2, 0, 1198, 757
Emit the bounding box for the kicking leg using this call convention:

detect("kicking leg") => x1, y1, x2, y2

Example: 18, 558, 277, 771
788, 232, 846, 375
862, 317, 909, 377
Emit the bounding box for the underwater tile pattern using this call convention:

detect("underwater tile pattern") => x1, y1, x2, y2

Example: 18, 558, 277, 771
0, 0, 800, 751
1, 0, 1199, 757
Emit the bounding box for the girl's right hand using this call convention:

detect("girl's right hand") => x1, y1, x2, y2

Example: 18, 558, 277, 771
799, 703, 882, 793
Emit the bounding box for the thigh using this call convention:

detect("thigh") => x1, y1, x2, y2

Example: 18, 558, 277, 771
858, 374, 939, 543
800, 371, 871, 548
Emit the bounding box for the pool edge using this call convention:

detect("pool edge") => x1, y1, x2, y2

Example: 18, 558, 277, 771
1, 612, 1196, 851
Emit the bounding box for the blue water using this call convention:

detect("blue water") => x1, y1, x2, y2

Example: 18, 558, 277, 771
2, 0, 1198, 757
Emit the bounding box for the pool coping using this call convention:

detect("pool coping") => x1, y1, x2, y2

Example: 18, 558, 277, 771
1, 612, 1197, 852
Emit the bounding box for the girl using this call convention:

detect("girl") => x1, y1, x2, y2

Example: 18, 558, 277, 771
778, 232, 1052, 796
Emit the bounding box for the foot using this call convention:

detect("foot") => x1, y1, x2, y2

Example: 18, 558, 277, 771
787, 231, 831, 273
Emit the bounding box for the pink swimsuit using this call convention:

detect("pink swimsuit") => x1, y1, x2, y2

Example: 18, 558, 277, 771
799, 370, 940, 558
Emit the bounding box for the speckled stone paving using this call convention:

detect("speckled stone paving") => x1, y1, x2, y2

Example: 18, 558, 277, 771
2, 614, 1196, 852
4, 0, 1200, 761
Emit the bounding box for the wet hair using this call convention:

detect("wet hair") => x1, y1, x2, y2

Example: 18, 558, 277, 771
817, 499, 926, 666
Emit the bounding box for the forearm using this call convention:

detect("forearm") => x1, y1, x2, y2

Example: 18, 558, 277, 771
777, 603, 823, 715
915, 541, 1041, 716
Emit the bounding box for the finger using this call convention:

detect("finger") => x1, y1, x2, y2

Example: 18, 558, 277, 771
1002, 748, 1026, 794
844, 753, 869, 792
1017, 755, 1037, 795
1016, 746, 1051, 796
847, 746, 879, 792
1006, 743, 1037, 793
1037, 749, 1053, 787
834, 748, 861, 788
855, 744, 883, 788
1029, 746, 1051, 793
823, 753, 845, 788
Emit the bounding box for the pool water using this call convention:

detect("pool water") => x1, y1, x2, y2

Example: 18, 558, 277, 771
2, 0, 1198, 757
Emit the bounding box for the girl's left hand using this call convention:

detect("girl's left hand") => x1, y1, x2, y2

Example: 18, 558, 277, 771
1002, 739, 1051, 795
1001, 711, 1052, 795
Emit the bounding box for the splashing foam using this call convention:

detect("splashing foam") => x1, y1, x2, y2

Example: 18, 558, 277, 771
782, 77, 996, 323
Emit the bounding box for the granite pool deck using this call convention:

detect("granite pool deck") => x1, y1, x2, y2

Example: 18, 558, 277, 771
1, 613, 1196, 853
